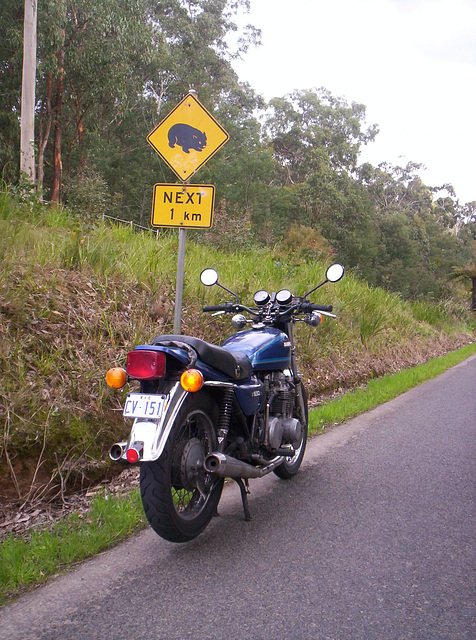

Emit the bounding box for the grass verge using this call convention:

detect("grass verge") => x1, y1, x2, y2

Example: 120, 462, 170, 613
1, 343, 475, 606
309, 343, 476, 433
0, 489, 146, 606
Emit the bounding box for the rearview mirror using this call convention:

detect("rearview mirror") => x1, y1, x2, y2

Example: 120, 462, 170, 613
200, 268, 239, 303
200, 268, 219, 286
326, 263, 344, 283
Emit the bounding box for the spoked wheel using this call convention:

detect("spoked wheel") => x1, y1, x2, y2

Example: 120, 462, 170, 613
140, 394, 224, 543
274, 384, 308, 480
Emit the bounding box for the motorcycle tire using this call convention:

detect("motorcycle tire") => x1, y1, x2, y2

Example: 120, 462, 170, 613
140, 393, 224, 543
273, 384, 308, 480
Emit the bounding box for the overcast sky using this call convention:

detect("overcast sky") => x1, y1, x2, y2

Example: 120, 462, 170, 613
231, 0, 476, 204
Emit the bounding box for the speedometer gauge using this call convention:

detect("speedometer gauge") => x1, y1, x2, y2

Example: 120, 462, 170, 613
254, 290, 270, 306
276, 289, 293, 305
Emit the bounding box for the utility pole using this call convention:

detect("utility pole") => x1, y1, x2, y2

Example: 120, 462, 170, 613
20, 0, 38, 185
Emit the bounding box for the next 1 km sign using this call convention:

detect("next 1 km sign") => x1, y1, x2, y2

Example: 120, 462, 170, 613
151, 184, 215, 229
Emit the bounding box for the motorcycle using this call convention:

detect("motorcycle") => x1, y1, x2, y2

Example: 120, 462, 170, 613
106, 263, 344, 542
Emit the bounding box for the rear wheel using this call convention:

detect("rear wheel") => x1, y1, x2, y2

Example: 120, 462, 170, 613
140, 394, 224, 542
274, 384, 308, 480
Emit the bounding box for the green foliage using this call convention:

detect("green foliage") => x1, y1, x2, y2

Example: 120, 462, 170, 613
0, 489, 146, 604
195, 198, 254, 250
355, 287, 407, 346
62, 168, 110, 219
0, 197, 474, 519
309, 343, 476, 433
1, 2, 473, 300
266, 88, 378, 182
356, 162, 474, 296
0, 181, 15, 221
410, 297, 474, 330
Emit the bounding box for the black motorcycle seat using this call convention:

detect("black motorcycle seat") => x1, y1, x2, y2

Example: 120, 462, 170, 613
152, 334, 253, 381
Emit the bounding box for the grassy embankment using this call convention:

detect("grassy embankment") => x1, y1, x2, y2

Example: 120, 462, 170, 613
1, 186, 474, 501
0, 186, 475, 602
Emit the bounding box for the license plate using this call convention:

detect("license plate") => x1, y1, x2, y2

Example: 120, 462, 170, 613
123, 394, 166, 419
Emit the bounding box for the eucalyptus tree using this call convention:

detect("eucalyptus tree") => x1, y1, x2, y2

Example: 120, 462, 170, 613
262, 88, 379, 259
102, 0, 263, 222
146, 0, 259, 103
357, 162, 474, 296
1, 0, 261, 206
0, 0, 156, 196
0, 2, 24, 181
45, 0, 158, 201
61, 0, 261, 210
20, 0, 38, 184
266, 88, 378, 185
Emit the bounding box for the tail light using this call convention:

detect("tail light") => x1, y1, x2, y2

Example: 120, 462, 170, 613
126, 447, 141, 464
126, 350, 166, 380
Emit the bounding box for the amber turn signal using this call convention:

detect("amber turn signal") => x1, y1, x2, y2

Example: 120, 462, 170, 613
106, 367, 127, 389
180, 369, 204, 392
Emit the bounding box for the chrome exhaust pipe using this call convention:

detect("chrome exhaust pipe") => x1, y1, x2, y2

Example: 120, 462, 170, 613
109, 442, 127, 462
203, 452, 284, 479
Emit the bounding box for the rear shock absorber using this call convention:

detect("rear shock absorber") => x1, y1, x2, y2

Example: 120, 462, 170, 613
217, 387, 234, 453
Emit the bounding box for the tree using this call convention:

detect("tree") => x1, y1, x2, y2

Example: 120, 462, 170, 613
451, 240, 476, 311
49, 0, 259, 205
261, 88, 379, 258
0, 1, 24, 182
88, 0, 262, 222
45, 0, 158, 201
357, 162, 474, 297
266, 88, 378, 185
20, 0, 37, 184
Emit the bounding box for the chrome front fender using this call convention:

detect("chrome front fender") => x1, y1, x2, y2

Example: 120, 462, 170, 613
120, 383, 189, 462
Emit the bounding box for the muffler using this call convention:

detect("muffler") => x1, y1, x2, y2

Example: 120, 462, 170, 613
203, 452, 283, 479
109, 442, 127, 462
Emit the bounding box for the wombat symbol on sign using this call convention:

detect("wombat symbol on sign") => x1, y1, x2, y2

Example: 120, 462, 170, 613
168, 123, 207, 154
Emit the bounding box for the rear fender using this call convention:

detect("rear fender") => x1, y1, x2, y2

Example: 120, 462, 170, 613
123, 382, 188, 462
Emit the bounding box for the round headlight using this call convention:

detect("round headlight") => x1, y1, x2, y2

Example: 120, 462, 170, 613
232, 314, 247, 329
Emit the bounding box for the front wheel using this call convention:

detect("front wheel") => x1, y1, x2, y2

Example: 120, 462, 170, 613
140, 394, 224, 543
274, 384, 308, 480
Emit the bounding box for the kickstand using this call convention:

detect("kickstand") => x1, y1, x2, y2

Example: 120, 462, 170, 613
234, 478, 251, 521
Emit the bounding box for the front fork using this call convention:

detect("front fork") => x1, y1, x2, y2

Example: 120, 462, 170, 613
286, 320, 307, 423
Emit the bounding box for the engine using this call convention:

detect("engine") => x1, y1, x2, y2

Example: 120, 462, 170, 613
260, 372, 303, 451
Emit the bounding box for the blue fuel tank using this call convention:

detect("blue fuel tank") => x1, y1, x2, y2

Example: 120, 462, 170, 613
222, 327, 291, 371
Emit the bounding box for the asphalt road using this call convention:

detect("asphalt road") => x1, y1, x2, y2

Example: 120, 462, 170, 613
1, 355, 475, 640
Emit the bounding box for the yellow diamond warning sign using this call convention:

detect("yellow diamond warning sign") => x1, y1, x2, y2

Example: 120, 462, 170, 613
147, 94, 229, 182
151, 184, 215, 229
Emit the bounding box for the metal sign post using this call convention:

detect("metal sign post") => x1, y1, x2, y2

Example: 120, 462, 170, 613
173, 227, 187, 333
147, 90, 229, 334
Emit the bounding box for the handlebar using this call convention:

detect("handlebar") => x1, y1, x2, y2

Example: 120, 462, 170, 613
203, 305, 230, 312
203, 303, 259, 316
302, 303, 333, 313
203, 300, 334, 321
